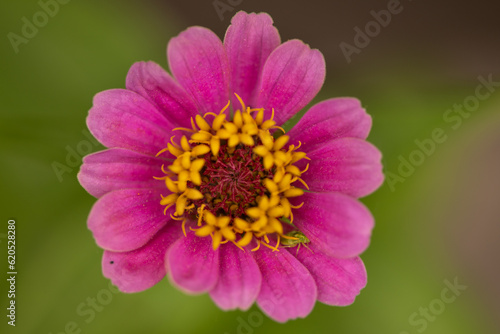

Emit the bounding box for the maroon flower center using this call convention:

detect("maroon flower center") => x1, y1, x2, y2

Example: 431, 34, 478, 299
192, 142, 271, 220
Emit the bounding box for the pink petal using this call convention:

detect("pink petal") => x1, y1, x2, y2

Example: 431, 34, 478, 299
126, 61, 199, 128
253, 246, 317, 322
78, 148, 166, 198
102, 223, 183, 293
88, 188, 171, 252
209, 242, 262, 311
287, 98, 372, 153
290, 192, 374, 258
224, 11, 280, 107
166, 232, 219, 294
290, 244, 367, 306
87, 89, 174, 156
257, 40, 325, 126
300, 137, 384, 198
167, 27, 230, 115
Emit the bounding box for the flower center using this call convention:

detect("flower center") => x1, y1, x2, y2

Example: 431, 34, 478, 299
156, 94, 309, 251
198, 144, 269, 218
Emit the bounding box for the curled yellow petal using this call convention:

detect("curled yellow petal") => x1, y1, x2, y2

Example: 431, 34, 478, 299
160, 193, 178, 205
190, 170, 201, 185
204, 211, 217, 225
221, 227, 236, 241
263, 179, 278, 194
246, 207, 262, 219
167, 143, 183, 157
191, 132, 212, 142
195, 115, 211, 131
259, 132, 274, 151
210, 136, 220, 156
228, 134, 240, 148
186, 188, 203, 200
253, 146, 268, 157
284, 188, 304, 197
268, 206, 285, 218
240, 134, 254, 146
273, 135, 289, 151
180, 136, 191, 151
165, 178, 178, 193
195, 224, 214, 237
190, 159, 205, 172
237, 232, 253, 247
212, 231, 223, 250
233, 111, 243, 128
269, 218, 283, 235
212, 113, 226, 131
191, 144, 210, 156
181, 152, 191, 169
285, 165, 301, 176
223, 122, 238, 134
263, 154, 274, 169
176, 195, 187, 216
234, 218, 250, 230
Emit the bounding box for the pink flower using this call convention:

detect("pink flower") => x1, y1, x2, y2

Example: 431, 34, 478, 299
78, 11, 384, 322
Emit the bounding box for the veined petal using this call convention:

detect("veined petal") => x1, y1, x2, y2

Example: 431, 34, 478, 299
87, 89, 174, 156
102, 223, 183, 293
167, 231, 219, 294
126, 61, 198, 128
300, 137, 384, 198
209, 242, 262, 311
290, 192, 374, 258
78, 148, 166, 198
253, 246, 317, 323
88, 188, 172, 252
290, 244, 367, 306
167, 27, 230, 115
224, 11, 280, 107
287, 98, 372, 152
257, 40, 325, 126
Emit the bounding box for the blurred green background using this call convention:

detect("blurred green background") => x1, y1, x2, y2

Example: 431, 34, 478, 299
1, 0, 499, 333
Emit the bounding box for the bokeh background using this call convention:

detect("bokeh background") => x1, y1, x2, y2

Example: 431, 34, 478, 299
1, 0, 499, 333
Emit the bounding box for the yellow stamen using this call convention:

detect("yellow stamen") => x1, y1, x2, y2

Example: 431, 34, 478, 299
195, 115, 211, 131
212, 231, 222, 250
251, 240, 261, 252
172, 127, 195, 133
290, 202, 305, 209
156, 147, 170, 157
170, 214, 184, 221
231, 240, 246, 251
181, 220, 187, 237
237, 232, 253, 247
296, 177, 310, 190
284, 188, 304, 197
234, 93, 246, 112
156, 93, 310, 252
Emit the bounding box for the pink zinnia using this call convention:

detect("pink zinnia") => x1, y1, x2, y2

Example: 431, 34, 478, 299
78, 11, 384, 322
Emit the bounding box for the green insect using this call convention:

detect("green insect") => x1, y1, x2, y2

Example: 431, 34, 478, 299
280, 230, 312, 254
